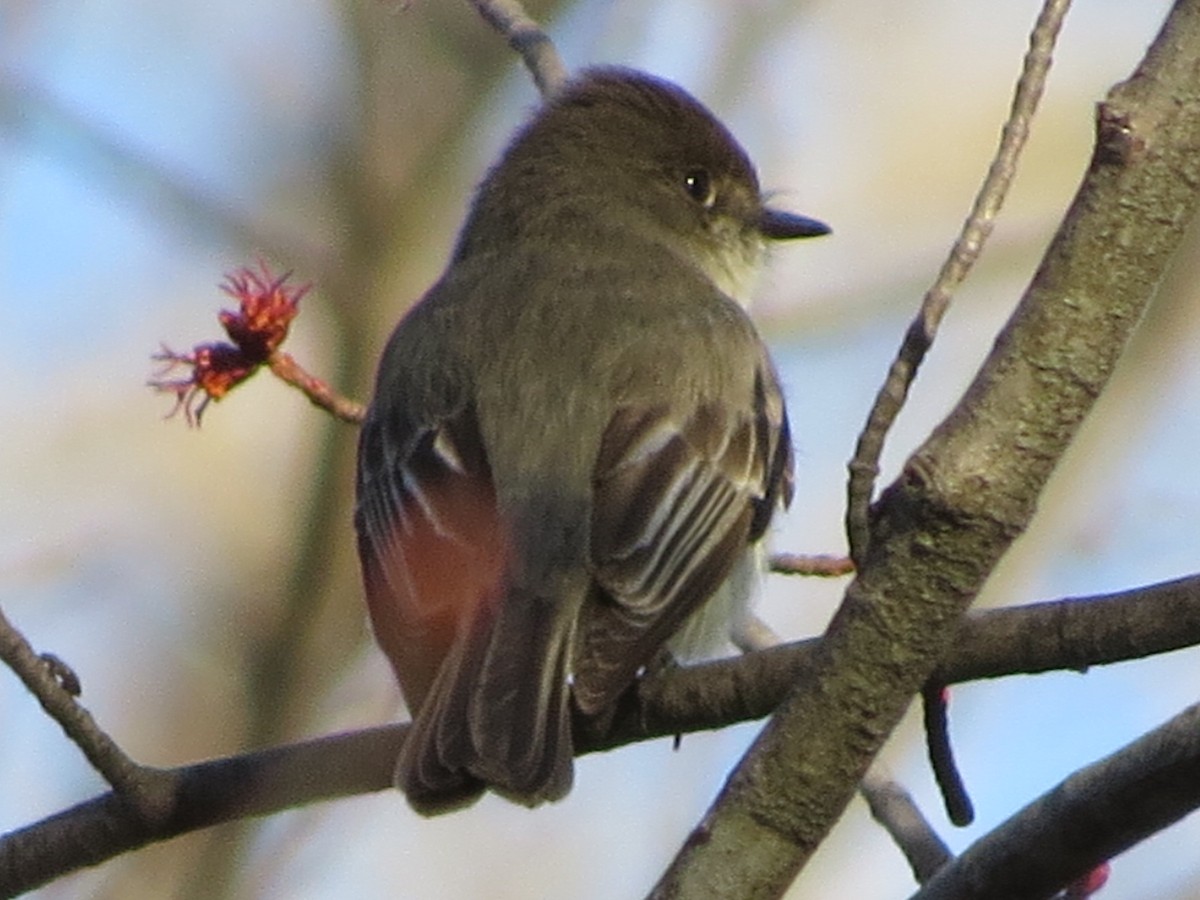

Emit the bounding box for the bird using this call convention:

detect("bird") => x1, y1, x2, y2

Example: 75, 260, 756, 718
354, 66, 828, 815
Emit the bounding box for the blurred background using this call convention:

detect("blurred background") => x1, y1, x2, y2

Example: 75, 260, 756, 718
2, 0, 1198, 897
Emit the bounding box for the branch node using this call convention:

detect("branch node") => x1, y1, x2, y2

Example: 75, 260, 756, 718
1095, 102, 1147, 166
38, 653, 81, 697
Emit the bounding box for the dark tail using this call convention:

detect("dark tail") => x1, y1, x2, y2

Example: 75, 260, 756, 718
396, 587, 576, 815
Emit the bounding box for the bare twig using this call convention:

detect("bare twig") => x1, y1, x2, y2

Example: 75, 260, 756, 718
922, 683, 974, 826
845, 0, 1073, 565
769, 553, 855, 577
268, 352, 366, 423
0, 607, 175, 826
737, 555, 853, 651
151, 264, 368, 427
861, 769, 954, 884
465, 0, 570, 97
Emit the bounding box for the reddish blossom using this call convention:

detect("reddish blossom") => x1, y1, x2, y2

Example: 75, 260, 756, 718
217, 266, 303, 358
150, 263, 309, 426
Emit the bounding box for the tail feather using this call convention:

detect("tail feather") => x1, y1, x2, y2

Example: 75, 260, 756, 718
397, 588, 576, 814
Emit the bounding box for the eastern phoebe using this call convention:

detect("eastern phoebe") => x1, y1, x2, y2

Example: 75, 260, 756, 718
355, 67, 828, 815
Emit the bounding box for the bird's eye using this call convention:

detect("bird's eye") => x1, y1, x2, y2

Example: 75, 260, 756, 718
683, 169, 717, 208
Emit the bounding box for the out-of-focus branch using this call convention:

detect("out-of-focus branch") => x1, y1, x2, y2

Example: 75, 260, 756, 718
0, 71, 326, 277
845, 0, 1073, 565
465, 0, 570, 97
861, 770, 953, 885
5, 573, 1198, 896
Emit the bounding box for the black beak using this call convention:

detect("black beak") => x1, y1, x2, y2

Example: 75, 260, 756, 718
759, 207, 831, 240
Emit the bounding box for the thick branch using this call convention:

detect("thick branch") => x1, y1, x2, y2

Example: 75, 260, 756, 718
0, 727, 403, 898
650, 1, 1200, 895
4, 574, 1199, 897
599, 573, 1200, 747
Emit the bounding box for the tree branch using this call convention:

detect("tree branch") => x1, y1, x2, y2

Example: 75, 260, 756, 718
649, 0, 1200, 894
768, 552, 854, 577
599, 573, 1200, 747
861, 771, 953, 885
267, 351, 366, 423
912, 701, 1200, 900
4, 573, 1199, 897
465, 0, 569, 97
0, 607, 175, 828
0, 726, 404, 899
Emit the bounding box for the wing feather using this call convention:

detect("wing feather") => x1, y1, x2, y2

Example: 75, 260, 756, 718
573, 357, 791, 716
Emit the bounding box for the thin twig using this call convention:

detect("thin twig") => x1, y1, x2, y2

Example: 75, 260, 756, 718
922, 683, 974, 826
845, 0, 1074, 565
268, 352, 366, 424
0, 606, 175, 826
466, 0, 570, 97
769, 552, 855, 577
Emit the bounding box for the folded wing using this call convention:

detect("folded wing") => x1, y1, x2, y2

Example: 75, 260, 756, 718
574, 365, 792, 716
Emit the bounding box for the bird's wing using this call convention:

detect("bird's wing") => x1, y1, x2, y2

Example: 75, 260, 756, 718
573, 362, 792, 717
355, 392, 506, 717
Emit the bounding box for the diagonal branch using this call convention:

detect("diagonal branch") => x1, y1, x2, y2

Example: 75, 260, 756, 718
861, 771, 953, 886
466, 0, 570, 97
0, 73, 326, 276
267, 352, 366, 423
